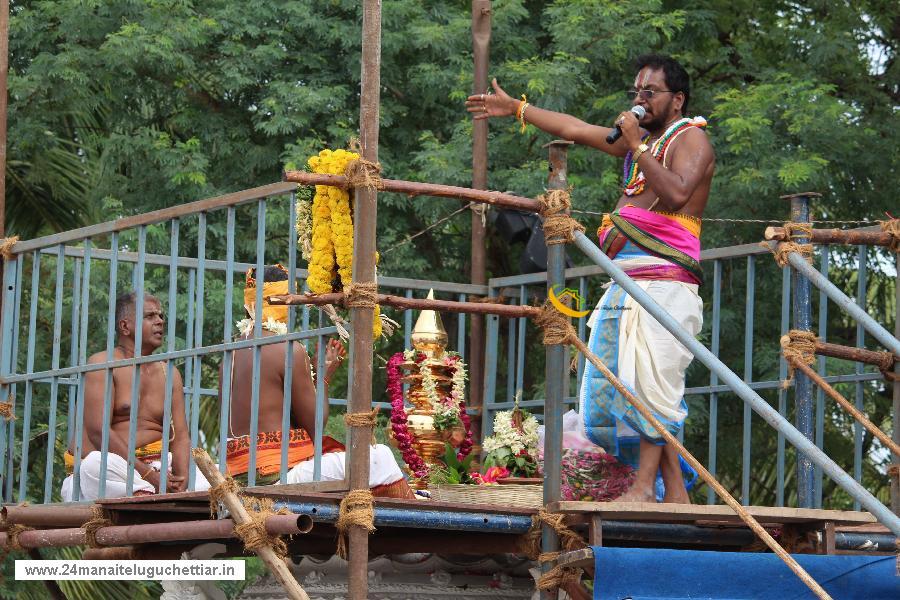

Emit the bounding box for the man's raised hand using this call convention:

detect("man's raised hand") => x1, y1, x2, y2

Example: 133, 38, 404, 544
465, 78, 518, 120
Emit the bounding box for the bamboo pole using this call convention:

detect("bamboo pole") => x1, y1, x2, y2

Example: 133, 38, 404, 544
282, 171, 542, 213
563, 333, 832, 600
268, 291, 538, 319
765, 226, 892, 247
192, 448, 309, 600
814, 340, 895, 371
788, 358, 900, 456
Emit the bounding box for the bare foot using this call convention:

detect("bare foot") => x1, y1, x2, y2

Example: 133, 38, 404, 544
617, 487, 655, 503
662, 489, 692, 504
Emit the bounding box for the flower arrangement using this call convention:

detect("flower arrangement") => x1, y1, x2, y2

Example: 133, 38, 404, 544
305, 148, 386, 339
386, 352, 428, 479
235, 316, 288, 338
482, 407, 540, 478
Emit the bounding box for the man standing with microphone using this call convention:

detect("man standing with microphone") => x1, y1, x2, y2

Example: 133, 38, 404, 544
467, 55, 714, 503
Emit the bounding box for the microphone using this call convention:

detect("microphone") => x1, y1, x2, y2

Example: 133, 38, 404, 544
605, 105, 646, 144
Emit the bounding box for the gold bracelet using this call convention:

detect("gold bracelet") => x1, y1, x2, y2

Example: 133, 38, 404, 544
519, 103, 530, 133
632, 142, 649, 162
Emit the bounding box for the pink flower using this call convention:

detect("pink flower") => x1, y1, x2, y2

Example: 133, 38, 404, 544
482, 466, 510, 483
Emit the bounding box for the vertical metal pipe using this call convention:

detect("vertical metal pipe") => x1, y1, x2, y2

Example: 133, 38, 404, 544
43, 245, 66, 502
576, 276, 587, 387
219, 207, 236, 475
506, 308, 515, 404
541, 141, 570, 598
124, 227, 147, 496
280, 193, 298, 483
348, 3, 381, 595
481, 285, 499, 439
188, 213, 207, 489
184, 269, 195, 410
707, 260, 721, 505
852, 244, 866, 511
457, 293, 466, 358
313, 309, 326, 481
70, 241, 92, 500
742, 255, 754, 505
97, 232, 119, 499
5, 253, 22, 500
248, 201, 266, 487
18, 251, 40, 501
158, 220, 179, 492
786, 193, 816, 508
776, 264, 791, 507
0, 257, 16, 498
469, 0, 492, 441
0, 0, 8, 239
66, 259, 82, 445
892, 250, 900, 515
814, 247, 829, 508
516, 285, 526, 401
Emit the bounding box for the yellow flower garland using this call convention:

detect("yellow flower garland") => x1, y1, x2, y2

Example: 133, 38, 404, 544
306, 148, 383, 339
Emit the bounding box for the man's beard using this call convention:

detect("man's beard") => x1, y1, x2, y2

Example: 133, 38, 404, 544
641, 101, 677, 133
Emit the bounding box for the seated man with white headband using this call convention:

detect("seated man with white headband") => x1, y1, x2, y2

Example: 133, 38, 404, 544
221, 265, 414, 498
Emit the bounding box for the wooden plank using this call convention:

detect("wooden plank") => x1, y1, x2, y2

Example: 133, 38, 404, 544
557, 547, 594, 570
548, 501, 877, 526
244, 480, 349, 495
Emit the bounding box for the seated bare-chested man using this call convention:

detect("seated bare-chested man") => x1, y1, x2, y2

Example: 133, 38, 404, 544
61, 291, 209, 501
222, 264, 414, 498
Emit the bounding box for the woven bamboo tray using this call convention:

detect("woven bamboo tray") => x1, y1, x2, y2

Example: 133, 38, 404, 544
429, 483, 543, 509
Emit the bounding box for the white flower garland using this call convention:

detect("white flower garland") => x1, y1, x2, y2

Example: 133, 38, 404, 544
482, 409, 540, 456
404, 349, 467, 430
235, 317, 288, 338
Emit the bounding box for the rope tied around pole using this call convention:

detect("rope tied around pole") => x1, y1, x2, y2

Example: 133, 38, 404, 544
0, 236, 19, 261
344, 281, 378, 308
534, 301, 577, 346
343, 158, 383, 191
82, 505, 113, 548
235, 497, 292, 559
520, 508, 586, 560
344, 406, 380, 446
335, 489, 375, 560
6, 524, 32, 552
0, 390, 15, 420
538, 189, 585, 245
879, 218, 900, 252
780, 329, 817, 388
207, 474, 241, 517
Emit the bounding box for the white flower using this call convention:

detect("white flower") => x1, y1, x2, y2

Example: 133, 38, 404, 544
236, 317, 288, 337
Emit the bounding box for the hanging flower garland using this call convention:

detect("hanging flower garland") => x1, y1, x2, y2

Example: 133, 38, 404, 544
235, 316, 288, 338
387, 352, 428, 479
306, 148, 389, 339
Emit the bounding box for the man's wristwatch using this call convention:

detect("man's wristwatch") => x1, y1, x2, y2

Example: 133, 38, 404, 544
632, 143, 650, 162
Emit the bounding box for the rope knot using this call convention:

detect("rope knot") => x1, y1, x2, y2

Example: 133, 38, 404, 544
343, 158, 383, 191
234, 497, 290, 559
82, 505, 113, 548
534, 302, 576, 346
880, 219, 900, 253
538, 189, 585, 245
780, 329, 817, 388
6, 524, 32, 552
344, 407, 380, 446
0, 390, 15, 420
0, 236, 19, 262
344, 281, 378, 309
207, 475, 241, 517
336, 489, 375, 559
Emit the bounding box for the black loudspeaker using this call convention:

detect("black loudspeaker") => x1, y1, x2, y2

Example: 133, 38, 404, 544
519, 219, 573, 274
492, 209, 536, 245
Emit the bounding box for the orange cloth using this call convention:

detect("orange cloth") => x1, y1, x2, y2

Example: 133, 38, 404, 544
64, 439, 164, 475
225, 428, 344, 477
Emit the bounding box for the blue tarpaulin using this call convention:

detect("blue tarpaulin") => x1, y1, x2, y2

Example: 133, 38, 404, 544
591, 546, 898, 599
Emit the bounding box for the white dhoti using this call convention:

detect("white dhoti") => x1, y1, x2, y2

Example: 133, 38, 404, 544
284, 443, 405, 488
60, 451, 211, 502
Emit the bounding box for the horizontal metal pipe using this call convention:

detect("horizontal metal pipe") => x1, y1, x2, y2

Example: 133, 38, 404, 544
275, 501, 535, 533
269, 292, 538, 319
784, 247, 900, 355
283, 171, 542, 213
1, 505, 94, 529
572, 231, 900, 536
830, 531, 897, 552
1, 515, 312, 549
45, 244, 489, 296
5, 182, 298, 254
765, 226, 892, 246
0, 325, 337, 385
